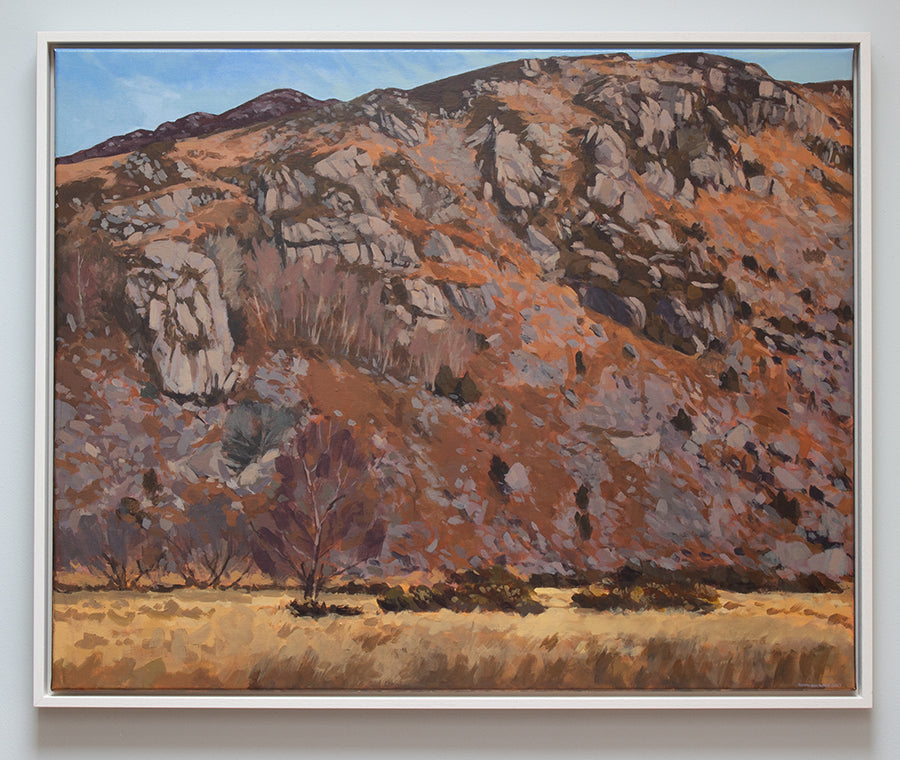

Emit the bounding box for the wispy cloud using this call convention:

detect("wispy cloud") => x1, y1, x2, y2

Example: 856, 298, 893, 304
113, 74, 187, 128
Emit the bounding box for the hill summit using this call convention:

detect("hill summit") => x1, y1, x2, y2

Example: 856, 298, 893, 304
58, 88, 336, 164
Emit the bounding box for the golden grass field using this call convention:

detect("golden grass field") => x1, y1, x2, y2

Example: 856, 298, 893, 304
51, 587, 855, 692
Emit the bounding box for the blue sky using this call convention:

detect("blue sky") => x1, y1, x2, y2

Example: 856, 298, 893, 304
54, 46, 854, 157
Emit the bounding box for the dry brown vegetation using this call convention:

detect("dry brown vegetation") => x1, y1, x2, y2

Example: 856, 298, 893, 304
52, 587, 855, 692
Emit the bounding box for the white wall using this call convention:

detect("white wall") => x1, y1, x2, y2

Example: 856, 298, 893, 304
4, 1, 896, 757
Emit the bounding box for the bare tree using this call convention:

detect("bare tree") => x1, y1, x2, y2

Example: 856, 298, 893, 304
165, 491, 252, 589
252, 418, 386, 600
73, 496, 165, 590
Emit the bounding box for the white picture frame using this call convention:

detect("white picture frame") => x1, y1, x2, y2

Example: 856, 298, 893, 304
35, 31, 872, 708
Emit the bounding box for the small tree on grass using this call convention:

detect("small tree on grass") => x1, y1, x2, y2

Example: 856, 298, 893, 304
252, 418, 386, 601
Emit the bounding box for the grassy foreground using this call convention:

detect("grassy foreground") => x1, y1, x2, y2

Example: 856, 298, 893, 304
51, 587, 855, 691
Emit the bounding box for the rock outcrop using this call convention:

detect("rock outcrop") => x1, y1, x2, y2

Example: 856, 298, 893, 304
125, 240, 237, 399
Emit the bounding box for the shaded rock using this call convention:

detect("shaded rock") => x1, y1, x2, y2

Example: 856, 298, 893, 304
423, 231, 468, 264
583, 288, 647, 330
508, 350, 566, 388
807, 548, 853, 580
525, 227, 561, 271
259, 167, 316, 215
363, 96, 426, 146
768, 539, 813, 571
725, 423, 752, 449
470, 119, 546, 211
442, 282, 501, 319
748, 175, 774, 195
282, 214, 418, 270
405, 279, 450, 318
314, 146, 371, 182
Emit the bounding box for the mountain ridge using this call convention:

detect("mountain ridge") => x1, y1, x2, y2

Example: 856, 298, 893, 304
57, 87, 337, 165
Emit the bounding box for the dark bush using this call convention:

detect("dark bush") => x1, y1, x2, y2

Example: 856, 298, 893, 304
528, 571, 602, 588
575, 350, 587, 375
719, 367, 740, 392
330, 580, 392, 595
377, 565, 545, 615
802, 248, 827, 264
602, 561, 843, 595
573, 483, 592, 539
484, 404, 508, 429
834, 300, 853, 322
489, 455, 511, 495
785, 573, 843, 593
376, 584, 448, 613
742, 159, 766, 177
433, 364, 457, 397
671, 408, 694, 434
770, 490, 801, 524
572, 581, 719, 614
457, 373, 481, 404
575, 484, 589, 510
433, 364, 480, 405
741, 254, 759, 272
575, 511, 592, 540
683, 221, 706, 241
287, 599, 363, 618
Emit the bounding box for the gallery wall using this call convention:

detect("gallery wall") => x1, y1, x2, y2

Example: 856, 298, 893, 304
2, 0, 896, 756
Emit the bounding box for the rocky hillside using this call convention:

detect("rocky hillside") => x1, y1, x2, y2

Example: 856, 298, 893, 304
52, 51, 856, 589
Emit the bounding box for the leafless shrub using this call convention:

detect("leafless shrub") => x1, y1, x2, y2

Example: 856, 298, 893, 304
244, 243, 472, 380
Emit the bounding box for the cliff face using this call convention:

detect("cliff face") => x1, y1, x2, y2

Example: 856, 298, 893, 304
52, 52, 856, 586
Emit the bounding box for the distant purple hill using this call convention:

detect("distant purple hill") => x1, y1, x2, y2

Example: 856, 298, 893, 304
57, 88, 337, 164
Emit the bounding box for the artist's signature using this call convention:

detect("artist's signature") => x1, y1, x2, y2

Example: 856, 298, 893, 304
797, 683, 839, 689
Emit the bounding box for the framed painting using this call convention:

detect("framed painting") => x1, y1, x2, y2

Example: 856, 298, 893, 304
34, 32, 872, 708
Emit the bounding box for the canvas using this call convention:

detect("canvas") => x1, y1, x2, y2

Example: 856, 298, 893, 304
37, 35, 871, 704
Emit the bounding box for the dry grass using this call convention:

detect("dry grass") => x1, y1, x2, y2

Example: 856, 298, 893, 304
51, 587, 855, 692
